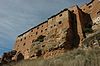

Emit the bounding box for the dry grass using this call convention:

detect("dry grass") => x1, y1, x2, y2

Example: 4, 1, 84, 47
3, 47, 100, 66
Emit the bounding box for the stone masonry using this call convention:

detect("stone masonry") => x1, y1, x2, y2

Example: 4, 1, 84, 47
13, 0, 100, 59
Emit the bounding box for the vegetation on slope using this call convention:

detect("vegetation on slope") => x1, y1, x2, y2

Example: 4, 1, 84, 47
3, 47, 100, 66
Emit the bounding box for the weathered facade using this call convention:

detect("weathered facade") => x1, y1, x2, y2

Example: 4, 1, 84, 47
13, 0, 100, 59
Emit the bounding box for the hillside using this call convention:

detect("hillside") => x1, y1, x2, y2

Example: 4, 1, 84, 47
2, 47, 100, 66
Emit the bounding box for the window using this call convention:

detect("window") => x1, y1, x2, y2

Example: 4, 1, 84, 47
41, 30, 43, 32
83, 9, 85, 10
24, 37, 26, 40
42, 25, 43, 27
54, 24, 56, 27
31, 30, 33, 32
17, 45, 19, 47
37, 27, 39, 29
20, 39, 22, 41
88, 5, 92, 8
45, 29, 47, 31
50, 26, 53, 28
72, 10, 74, 12
59, 14, 62, 17
23, 43, 26, 46
59, 21, 62, 24
36, 32, 38, 35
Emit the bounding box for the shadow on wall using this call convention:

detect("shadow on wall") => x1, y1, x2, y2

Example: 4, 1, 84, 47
65, 11, 80, 50
16, 52, 24, 61
83, 13, 93, 34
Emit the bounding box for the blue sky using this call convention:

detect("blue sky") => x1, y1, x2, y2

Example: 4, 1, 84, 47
0, 0, 90, 56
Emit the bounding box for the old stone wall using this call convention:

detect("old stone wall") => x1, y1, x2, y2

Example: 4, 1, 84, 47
13, 0, 100, 59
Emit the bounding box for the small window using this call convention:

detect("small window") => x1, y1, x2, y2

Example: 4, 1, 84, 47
17, 45, 19, 47
37, 27, 39, 29
45, 29, 47, 31
50, 26, 53, 28
27, 49, 29, 51
54, 24, 56, 27
36, 32, 38, 35
42, 25, 43, 27
20, 39, 22, 41
83, 9, 85, 10
59, 14, 62, 17
31, 30, 33, 32
88, 5, 92, 8
23, 43, 26, 46
72, 10, 74, 12
24, 37, 26, 40
59, 21, 62, 24
41, 30, 43, 32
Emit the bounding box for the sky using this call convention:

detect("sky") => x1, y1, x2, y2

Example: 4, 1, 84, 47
0, 0, 90, 56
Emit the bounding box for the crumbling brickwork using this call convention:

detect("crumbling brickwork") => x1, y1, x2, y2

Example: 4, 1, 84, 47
13, 0, 100, 59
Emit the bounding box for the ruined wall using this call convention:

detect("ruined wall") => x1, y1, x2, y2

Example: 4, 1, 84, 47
13, 0, 99, 59
81, 0, 100, 20
14, 9, 72, 59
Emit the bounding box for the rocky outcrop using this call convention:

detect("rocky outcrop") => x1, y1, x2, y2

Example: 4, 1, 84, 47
0, 50, 17, 64
12, 52, 24, 62
82, 31, 100, 49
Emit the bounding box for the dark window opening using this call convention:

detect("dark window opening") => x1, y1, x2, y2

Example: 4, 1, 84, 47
59, 14, 62, 17
72, 10, 74, 12
45, 29, 47, 31
27, 49, 29, 51
50, 26, 53, 28
37, 27, 39, 29
23, 43, 26, 46
41, 30, 43, 32
54, 24, 56, 27
31, 55, 35, 58
88, 5, 92, 8
59, 21, 62, 24
20, 39, 22, 41
83, 9, 85, 10
24, 37, 26, 40
36, 32, 38, 35
17, 45, 19, 47
42, 25, 43, 27
31, 30, 33, 32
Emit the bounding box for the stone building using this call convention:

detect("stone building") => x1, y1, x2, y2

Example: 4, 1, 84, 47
13, 0, 100, 59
